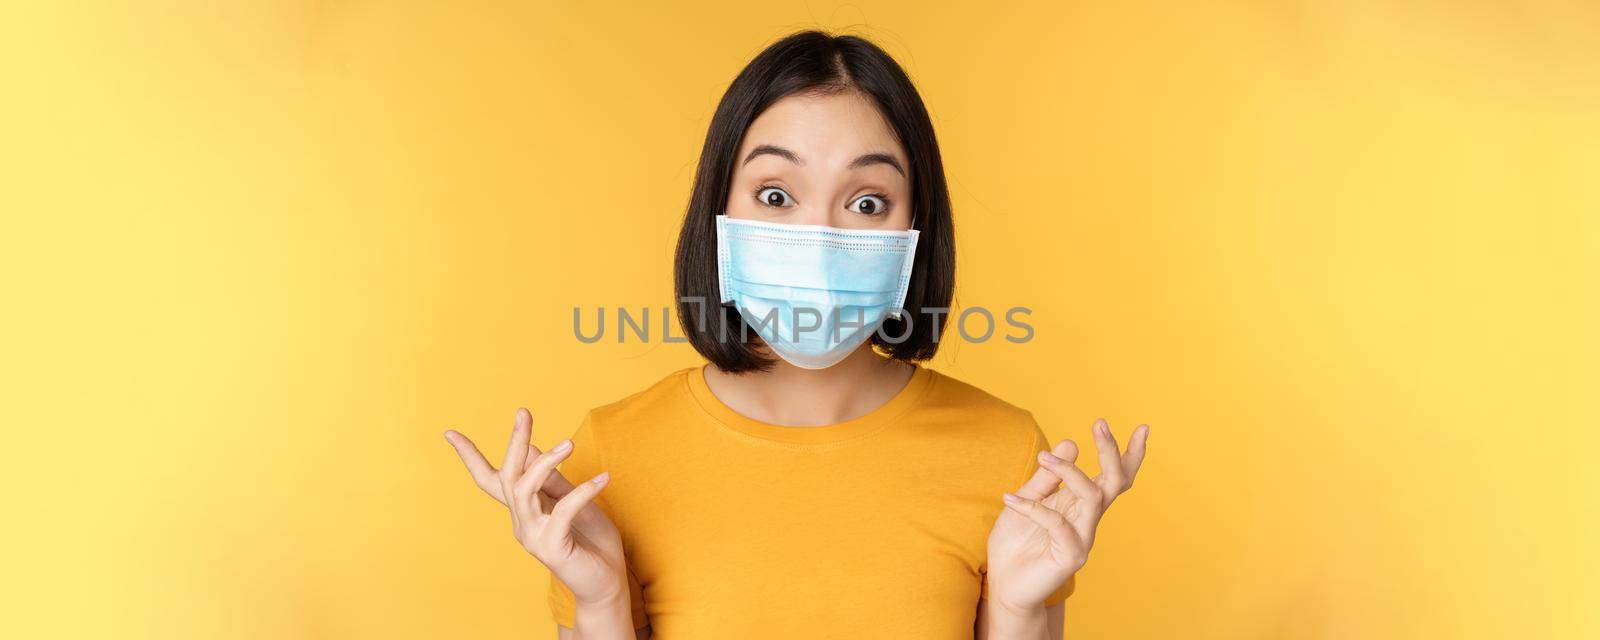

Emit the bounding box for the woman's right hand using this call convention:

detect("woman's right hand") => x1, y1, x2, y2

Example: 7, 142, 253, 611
445, 409, 629, 607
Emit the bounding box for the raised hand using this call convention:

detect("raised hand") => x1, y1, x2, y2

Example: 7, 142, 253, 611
444, 409, 629, 606
984, 419, 1149, 609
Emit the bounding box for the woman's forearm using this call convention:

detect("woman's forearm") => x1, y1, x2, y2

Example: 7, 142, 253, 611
571, 591, 636, 640
981, 598, 1049, 640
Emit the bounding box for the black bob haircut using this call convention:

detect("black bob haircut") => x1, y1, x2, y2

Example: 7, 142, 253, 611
673, 30, 956, 373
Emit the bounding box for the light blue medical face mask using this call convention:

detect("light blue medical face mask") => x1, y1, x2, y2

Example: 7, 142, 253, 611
716, 214, 919, 369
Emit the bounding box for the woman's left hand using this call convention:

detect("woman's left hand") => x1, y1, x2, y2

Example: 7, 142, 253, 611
984, 419, 1150, 610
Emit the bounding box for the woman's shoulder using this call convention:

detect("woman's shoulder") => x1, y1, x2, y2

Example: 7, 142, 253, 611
582, 366, 700, 426
568, 366, 710, 453
912, 368, 1051, 476
920, 367, 1039, 425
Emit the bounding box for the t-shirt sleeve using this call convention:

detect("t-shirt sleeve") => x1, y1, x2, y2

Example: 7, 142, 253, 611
546, 413, 650, 630
978, 417, 1079, 605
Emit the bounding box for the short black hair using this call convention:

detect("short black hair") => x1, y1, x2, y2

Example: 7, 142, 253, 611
674, 30, 956, 373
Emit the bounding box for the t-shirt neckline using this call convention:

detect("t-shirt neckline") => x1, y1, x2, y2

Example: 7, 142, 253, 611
683, 363, 934, 446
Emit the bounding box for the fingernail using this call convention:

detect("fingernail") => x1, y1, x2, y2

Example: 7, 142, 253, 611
592, 471, 610, 485
1039, 450, 1062, 464
551, 439, 572, 454
1002, 492, 1022, 505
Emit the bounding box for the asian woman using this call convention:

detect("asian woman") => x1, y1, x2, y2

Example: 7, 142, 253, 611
445, 30, 1150, 640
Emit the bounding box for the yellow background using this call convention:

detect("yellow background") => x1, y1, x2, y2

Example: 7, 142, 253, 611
4, 1, 1596, 638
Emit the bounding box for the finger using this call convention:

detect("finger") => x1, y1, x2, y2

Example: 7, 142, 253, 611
515, 439, 575, 515
525, 443, 579, 499
1015, 439, 1080, 501
1002, 492, 1085, 558
542, 472, 610, 546
1121, 424, 1150, 482
1037, 449, 1104, 512
1091, 419, 1128, 493
501, 409, 534, 479
500, 409, 533, 529
1037, 454, 1106, 546
443, 430, 505, 503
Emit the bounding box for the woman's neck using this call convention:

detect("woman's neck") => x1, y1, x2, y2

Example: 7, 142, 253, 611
702, 346, 915, 427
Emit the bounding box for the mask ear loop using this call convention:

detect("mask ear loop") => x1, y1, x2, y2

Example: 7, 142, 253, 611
887, 229, 920, 320
715, 214, 735, 306
713, 215, 745, 347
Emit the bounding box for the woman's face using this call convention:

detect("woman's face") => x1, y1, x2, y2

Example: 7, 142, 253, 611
724, 90, 914, 231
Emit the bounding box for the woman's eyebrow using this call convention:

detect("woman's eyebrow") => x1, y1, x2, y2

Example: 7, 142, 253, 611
743, 144, 802, 166
848, 152, 905, 177
742, 145, 906, 177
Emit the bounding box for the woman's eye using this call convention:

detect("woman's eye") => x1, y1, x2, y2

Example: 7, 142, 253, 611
756, 186, 794, 207
848, 194, 889, 215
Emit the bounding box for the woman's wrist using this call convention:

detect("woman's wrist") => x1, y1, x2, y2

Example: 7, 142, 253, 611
983, 597, 1048, 639
573, 588, 635, 640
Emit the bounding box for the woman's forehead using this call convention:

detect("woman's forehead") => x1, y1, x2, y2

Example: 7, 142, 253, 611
739, 91, 906, 167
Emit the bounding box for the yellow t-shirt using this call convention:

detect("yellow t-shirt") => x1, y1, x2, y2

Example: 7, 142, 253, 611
548, 364, 1075, 637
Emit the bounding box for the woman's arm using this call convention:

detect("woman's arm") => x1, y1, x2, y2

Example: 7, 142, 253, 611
975, 601, 1064, 640
445, 409, 637, 640
982, 419, 1149, 639
552, 593, 638, 639
557, 622, 652, 640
